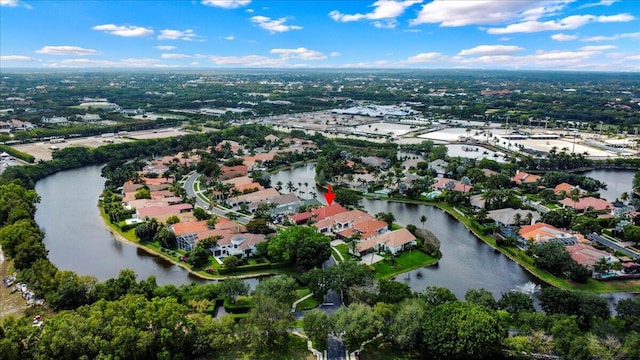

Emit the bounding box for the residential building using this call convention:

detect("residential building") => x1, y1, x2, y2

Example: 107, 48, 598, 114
355, 228, 417, 256
554, 182, 580, 196
487, 208, 541, 226
512, 170, 540, 185
428, 159, 448, 177
559, 196, 613, 213
565, 243, 618, 270
228, 187, 280, 206
40, 116, 69, 125
338, 219, 388, 241
135, 203, 193, 220
79, 113, 101, 122
432, 177, 473, 193
313, 209, 373, 234
220, 165, 248, 180
518, 222, 582, 246
290, 203, 348, 224
361, 156, 389, 168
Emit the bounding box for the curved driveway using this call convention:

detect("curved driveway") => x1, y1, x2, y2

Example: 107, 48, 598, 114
183, 172, 252, 225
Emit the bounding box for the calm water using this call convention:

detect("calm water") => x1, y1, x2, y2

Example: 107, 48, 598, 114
579, 169, 637, 202
34, 163, 635, 301
36, 165, 208, 285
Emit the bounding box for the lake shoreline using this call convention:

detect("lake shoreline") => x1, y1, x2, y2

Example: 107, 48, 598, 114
380, 196, 640, 294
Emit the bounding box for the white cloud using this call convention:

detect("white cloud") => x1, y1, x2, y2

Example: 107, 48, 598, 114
330, 52, 341, 57
158, 29, 199, 41
579, 45, 617, 51
457, 45, 524, 56
487, 13, 635, 34
209, 54, 287, 67
92, 24, 154, 37
270, 47, 327, 60
47, 58, 170, 68
551, 33, 578, 41
161, 53, 192, 59
329, 0, 422, 27
580, 0, 618, 8
201, 0, 250, 9
406, 52, 447, 63
0, 55, 38, 62
224, 35, 235, 40
155, 45, 177, 50
499, 37, 512, 41
581, 32, 640, 41
411, 0, 569, 27
35, 46, 99, 56
250, 16, 302, 34
0, 0, 31, 9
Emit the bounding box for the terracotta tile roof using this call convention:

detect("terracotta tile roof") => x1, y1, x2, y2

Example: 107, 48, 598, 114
142, 177, 173, 186
234, 182, 264, 193
565, 243, 615, 268
137, 203, 193, 219
518, 222, 584, 244
223, 175, 253, 187
559, 196, 612, 211
377, 228, 416, 248
312, 203, 348, 221
338, 219, 388, 240
554, 182, 576, 195
171, 220, 210, 236
432, 177, 473, 193
512, 171, 540, 185
220, 165, 248, 180
356, 228, 416, 252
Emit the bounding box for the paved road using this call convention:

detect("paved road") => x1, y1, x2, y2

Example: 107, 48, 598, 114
183, 172, 252, 225
327, 335, 347, 360
587, 233, 639, 260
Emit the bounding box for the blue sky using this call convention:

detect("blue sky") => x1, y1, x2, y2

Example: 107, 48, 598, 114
1, 0, 638, 71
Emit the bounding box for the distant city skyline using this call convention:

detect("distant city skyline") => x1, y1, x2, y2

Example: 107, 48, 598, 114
1, 0, 639, 71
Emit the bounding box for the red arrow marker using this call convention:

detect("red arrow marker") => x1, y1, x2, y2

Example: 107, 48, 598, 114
324, 185, 335, 205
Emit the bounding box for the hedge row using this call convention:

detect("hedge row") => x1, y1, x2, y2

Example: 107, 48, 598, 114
217, 260, 291, 274
0, 144, 35, 163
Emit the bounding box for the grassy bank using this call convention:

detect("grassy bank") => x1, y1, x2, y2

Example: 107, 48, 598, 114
425, 200, 640, 293
372, 250, 439, 280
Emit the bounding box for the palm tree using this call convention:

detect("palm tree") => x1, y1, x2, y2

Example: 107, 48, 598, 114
275, 181, 283, 192
620, 192, 629, 204
513, 213, 522, 226
570, 187, 581, 210
286, 181, 296, 194
304, 182, 309, 197
419, 215, 427, 233
460, 176, 471, 193
525, 212, 533, 226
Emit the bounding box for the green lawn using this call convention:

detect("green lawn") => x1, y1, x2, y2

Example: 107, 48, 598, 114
334, 243, 353, 261
372, 250, 439, 279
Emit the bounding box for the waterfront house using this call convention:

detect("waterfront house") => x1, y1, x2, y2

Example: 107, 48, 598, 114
518, 222, 582, 246
487, 208, 541, 226
135, 203, 193, 220
355, 228, 417, 256
290, 203, 348, 225
553, 182, 582, 196
313, 209, 373, 234
338, 219, 389, 241
559, 196, 613, 213
565, 243, 619, 270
